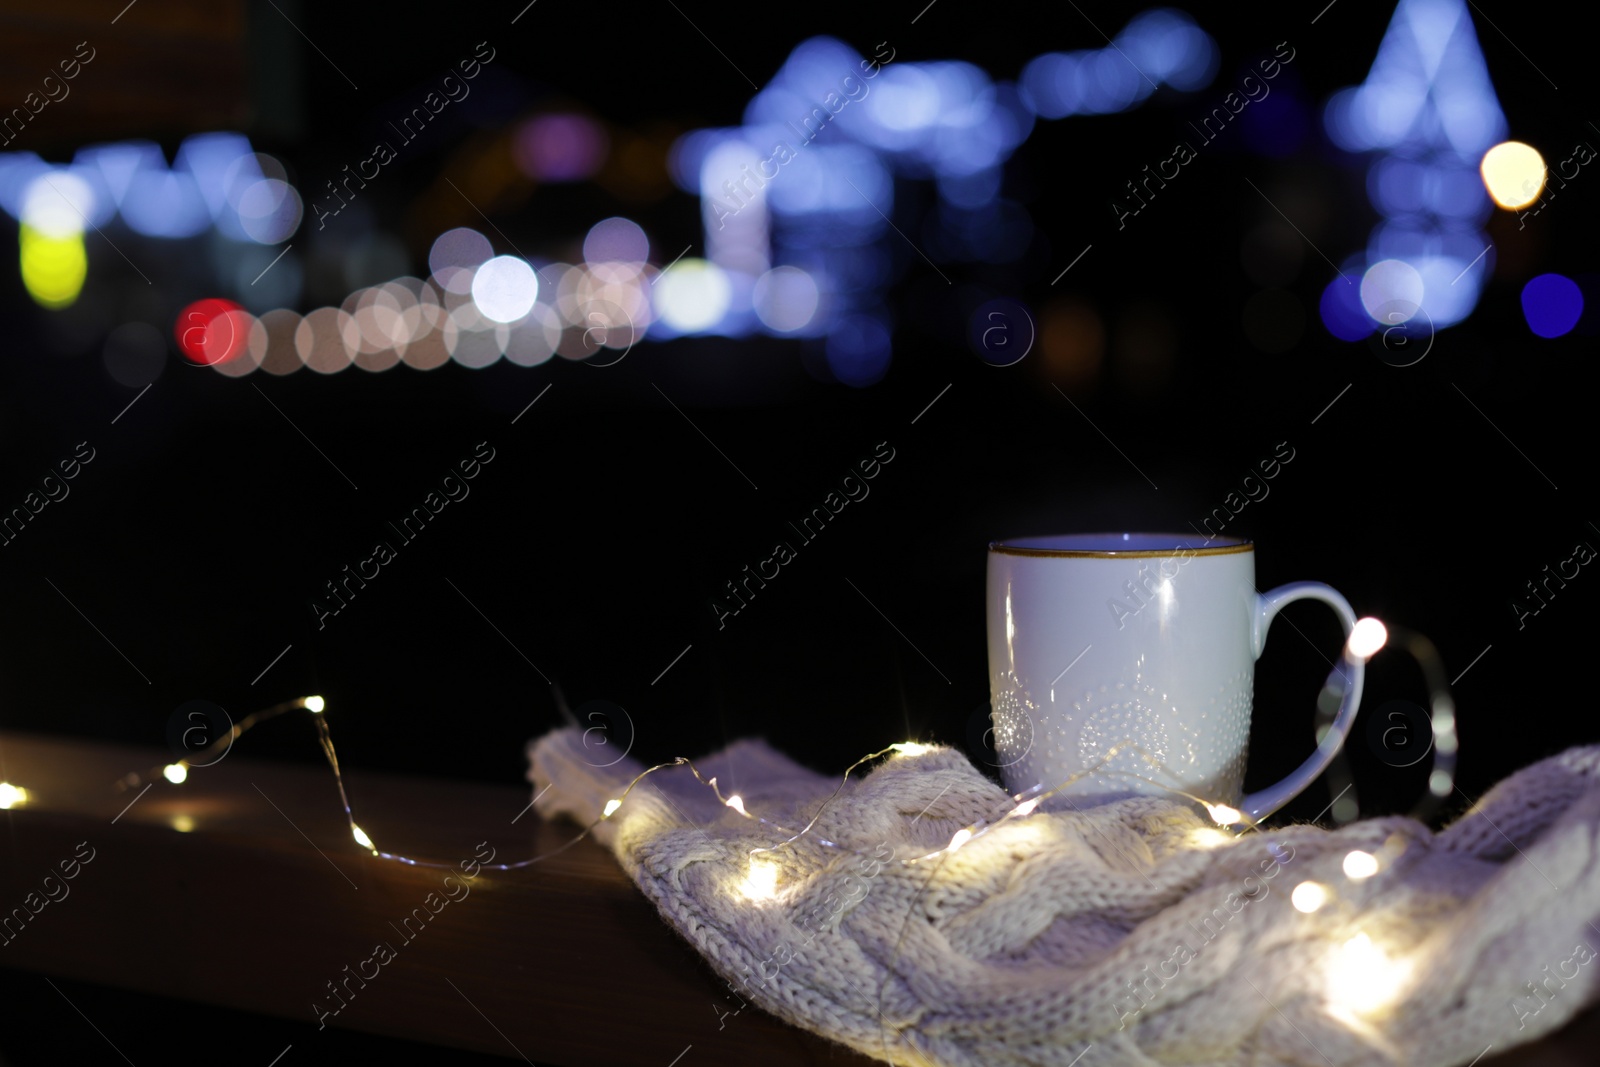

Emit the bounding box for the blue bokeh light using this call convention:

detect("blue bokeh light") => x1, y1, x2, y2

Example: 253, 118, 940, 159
74, 141, 167, 206
0, 153, 52, 219
671, 12, 1219, 369
1322, 0, 1506, 340
825, 313, 892, 386
1522, 274, 1583, 338
1019, 9, 1216, 119
1320, 276, 1374, 341
3, 132, 292, 243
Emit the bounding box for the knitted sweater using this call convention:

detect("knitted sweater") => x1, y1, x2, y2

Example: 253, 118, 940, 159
527, 729, 1600, 1066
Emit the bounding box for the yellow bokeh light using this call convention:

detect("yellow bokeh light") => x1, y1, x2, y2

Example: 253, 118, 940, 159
304, 695, 326, 713
163, 763, 188, 785
172, 815, 196, 833
0, 782, 28, 809
19, 224, 87, 309
1481, 141, 1546, 209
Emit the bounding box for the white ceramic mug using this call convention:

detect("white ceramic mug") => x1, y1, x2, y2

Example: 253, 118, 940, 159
985, 533, 1363, 823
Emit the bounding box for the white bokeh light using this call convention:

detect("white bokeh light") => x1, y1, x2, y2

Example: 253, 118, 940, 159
654, 258, 732, 332
753, 266, 820, 333
22, 171, 95, 238
1347, 617, 1388, 659
1360, 259, 1424, 323
236, 178, 303, 244
471, 256, 539, 323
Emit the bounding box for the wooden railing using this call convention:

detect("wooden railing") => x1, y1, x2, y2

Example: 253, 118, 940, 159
0, 730, 872, 1065
0, 729, 1592, 1065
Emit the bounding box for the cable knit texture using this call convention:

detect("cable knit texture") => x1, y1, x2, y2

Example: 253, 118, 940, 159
527, 729, 1600, 1067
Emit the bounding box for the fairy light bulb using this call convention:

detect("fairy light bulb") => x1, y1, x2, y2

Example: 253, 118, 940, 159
1343, 850, 1379, 879
1011, 798, 1040, 817
947, 828, 973, 852
602, 798, 622, 818
725, 795, 747, 815
739, 858, 779, 900
0, 782, 27, 809
1346, 618, 1388, 659
1291, 881, 1329, 913
1206, 803, 1242, 826
351, 824, 375, 850
305, 695, 326, 713
1188, 827, 1233, 850
1326, 932, 1410, 1017
891, 742, 933, 757
163, 763, 189, 785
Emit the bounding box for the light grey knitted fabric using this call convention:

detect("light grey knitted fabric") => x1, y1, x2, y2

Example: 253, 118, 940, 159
527, 729, 1600, 1067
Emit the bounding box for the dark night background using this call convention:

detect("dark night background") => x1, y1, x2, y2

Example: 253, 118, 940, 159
0, 0, 1595, 1061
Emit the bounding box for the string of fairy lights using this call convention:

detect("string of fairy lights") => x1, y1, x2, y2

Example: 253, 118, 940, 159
2, 615, 1460, 872
0, 614, 1464, 1021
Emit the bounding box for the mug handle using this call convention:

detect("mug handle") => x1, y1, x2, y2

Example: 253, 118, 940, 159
1238, 582, 1365, 823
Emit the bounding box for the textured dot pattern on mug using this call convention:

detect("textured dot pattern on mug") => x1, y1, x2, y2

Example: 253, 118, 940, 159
1200, 669, 1254, 796
1067, 665, 1252, 797
989, 671, 1038, 769
1073, 663, 1172, 785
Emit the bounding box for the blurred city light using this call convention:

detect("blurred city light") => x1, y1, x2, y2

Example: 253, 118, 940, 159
121, 168, 212, 238
208, 309, 262, 374
174, 298, 247, 365
235, 178, 303, 244
73, 141, 167, 208
19, 225, 87, 308
1321, 0, 1505, 339
1480, 140, 1546, 209
1020, 9, 1217, 120
753, 266, 820, 333
1522, 273, 1583, 338
664, 15, 1205, 374
471, 255, 540, 323
21, 171, 95, 238
429, 227, 494, 295
0, 15, 1256, 386
514, 113, 609, 182
583, 216, 650, 266
297, 307, 356, 374
446, 304, 505, 368
825, 313, 892, 386
1360, 259, 1425, 323
1320, 273, 1374, 341
2, 129, 305, 318
654, 259, 731, 332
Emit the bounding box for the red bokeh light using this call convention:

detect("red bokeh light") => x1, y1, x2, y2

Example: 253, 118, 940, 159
175, 298, 247, 365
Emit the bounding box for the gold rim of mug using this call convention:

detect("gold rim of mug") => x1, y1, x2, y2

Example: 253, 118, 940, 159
989, 535, 1254, 558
